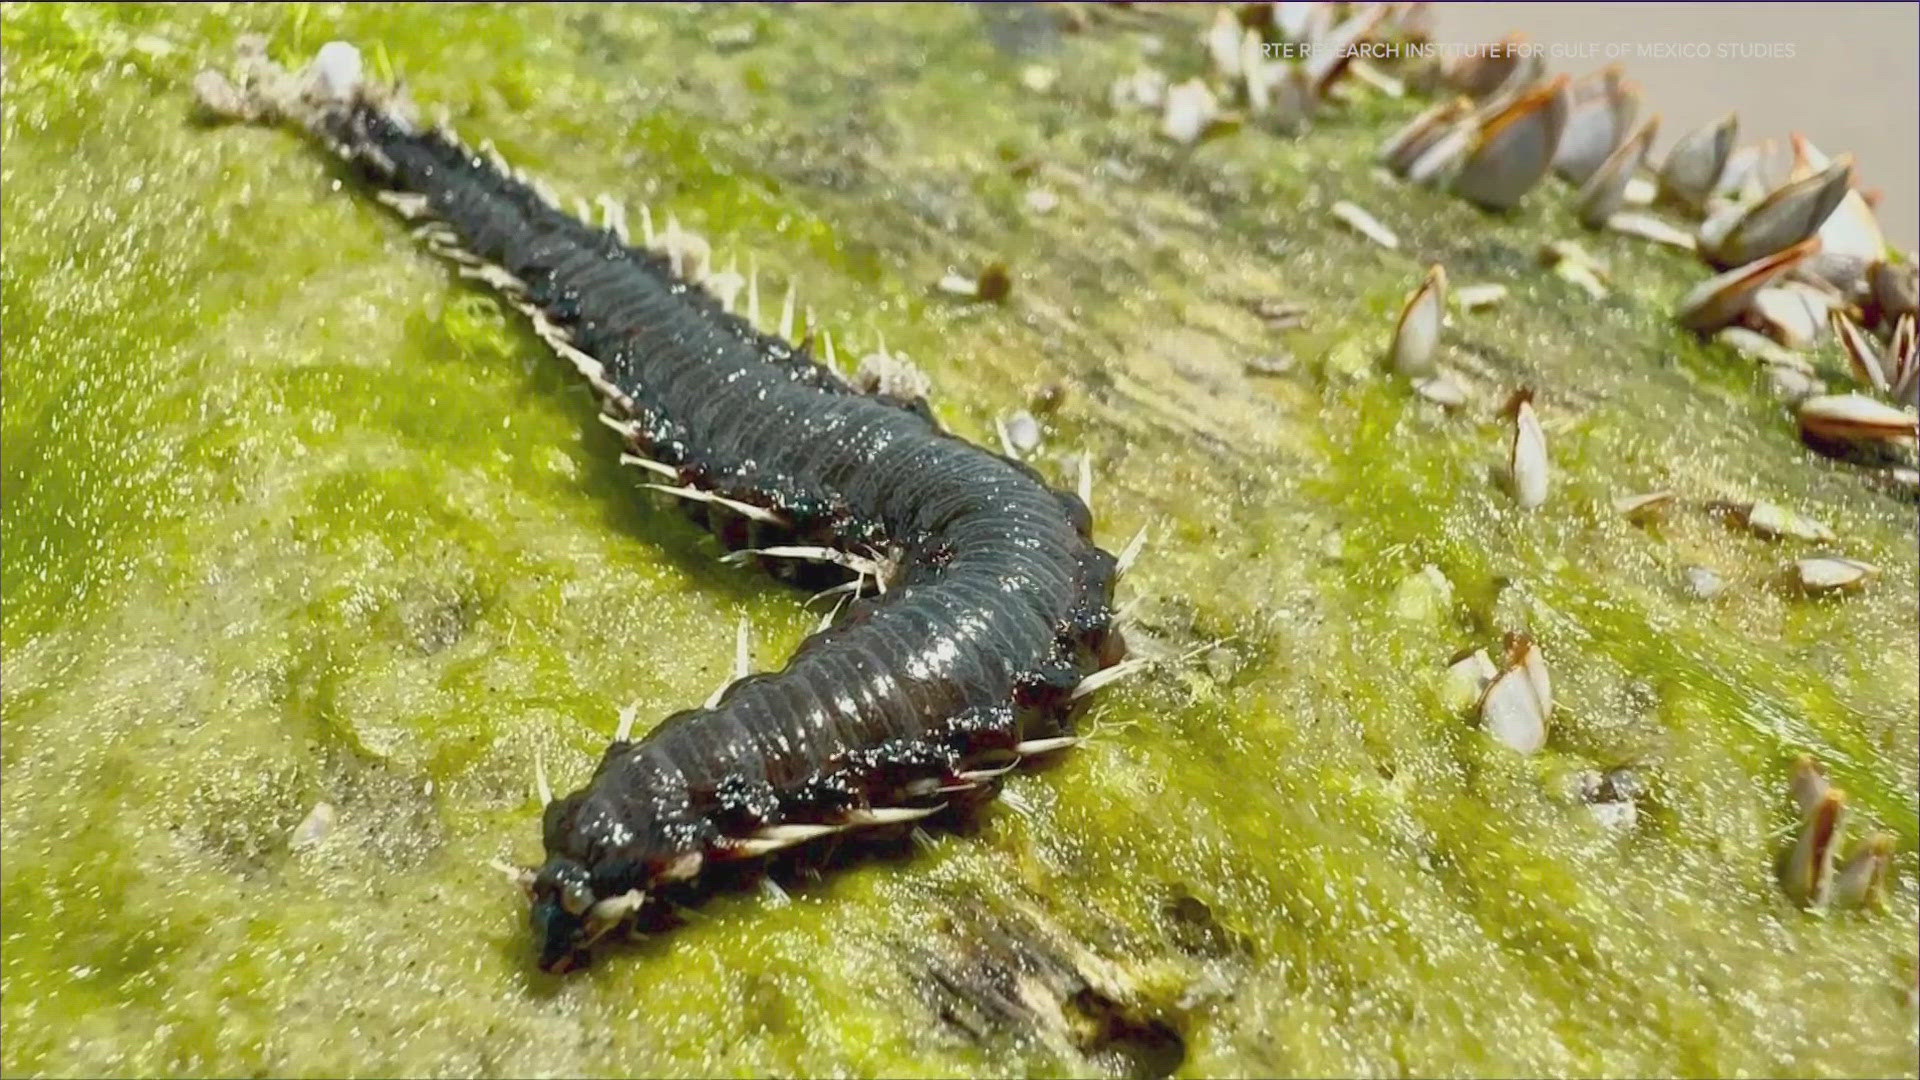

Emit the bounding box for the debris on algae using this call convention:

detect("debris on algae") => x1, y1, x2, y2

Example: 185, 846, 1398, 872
3, 4, 1915, 1077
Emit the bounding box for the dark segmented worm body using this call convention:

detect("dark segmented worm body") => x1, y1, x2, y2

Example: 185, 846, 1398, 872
222, 44, 1124, 971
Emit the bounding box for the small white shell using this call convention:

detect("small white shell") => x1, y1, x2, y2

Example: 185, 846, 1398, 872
1161, 79, 1220, 145
1682, 565, 1726, 599
1575, 114, 1657, 229
1797, 393, 1920, 444
1390, 265, 1447, 376
1478, 638, 1550, 755
1413, 372, 1468, 407
937, 272, 980, 298
1612, 490, 1674, 522
1540, 240, 1611, 300
1605, 211, 1696, 252
1443, 648, 1500, 714
1715, 326, 1811, 373
1330, 200, 1399, 249
1766, 363, 1823, 405
1794, 556, 1879, 593
1742, 501, 1834, 543
1586, 800, 1638, 831
1454, 283, 1508, 311
1510, 399, 1549, 509
290, 801, 337, 849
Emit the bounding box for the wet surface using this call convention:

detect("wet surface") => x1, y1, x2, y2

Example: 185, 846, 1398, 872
3, 5, 1916, 1076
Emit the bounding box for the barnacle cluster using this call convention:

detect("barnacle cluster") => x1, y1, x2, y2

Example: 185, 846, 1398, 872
1112, 2, 1917, 492
1103, 2, 1910, 911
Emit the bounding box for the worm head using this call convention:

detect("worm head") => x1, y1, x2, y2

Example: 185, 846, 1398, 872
527, 857, 597, 973
526, 857, 650, 974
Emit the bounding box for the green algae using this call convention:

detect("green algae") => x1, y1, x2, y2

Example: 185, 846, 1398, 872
3, 4, 1916, 1076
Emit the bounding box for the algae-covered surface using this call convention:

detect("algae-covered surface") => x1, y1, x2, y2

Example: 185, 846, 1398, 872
4, 4, 1916, 1077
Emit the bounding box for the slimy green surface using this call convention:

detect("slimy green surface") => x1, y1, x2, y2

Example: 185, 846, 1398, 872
3, 4, 1915, 1076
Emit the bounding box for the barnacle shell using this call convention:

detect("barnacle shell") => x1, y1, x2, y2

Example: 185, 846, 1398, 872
1451, 76, 1570, 212
1794, 556, 1879, 593
1778, 787, 1847, 908
1576, 115, 1658, 229
1478, 635, 1551, 755
1389, 265, 1447, 376
1697, 155, 1852, 269
1509, 397, 1549, 509
1553, 65, 1637, 185
1674, 236, 1820, 334
1657, 112, 1737, 216
1797, 393, 1920, 444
